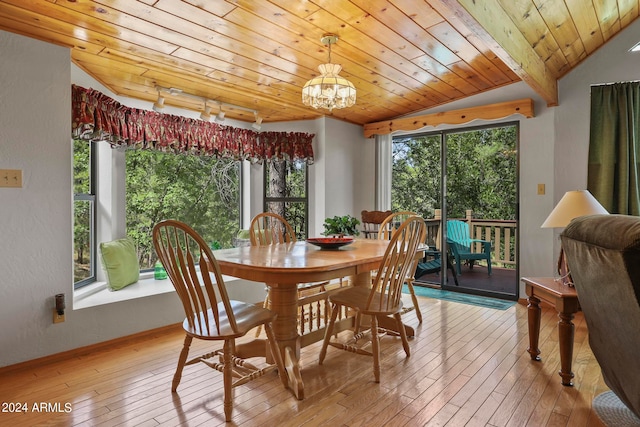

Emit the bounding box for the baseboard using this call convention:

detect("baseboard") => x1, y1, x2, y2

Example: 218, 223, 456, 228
0, 322, 183, 375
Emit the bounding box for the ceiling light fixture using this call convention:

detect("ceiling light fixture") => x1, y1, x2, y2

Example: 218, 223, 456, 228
215, 104, 226, 124
153, 85, 259, 127
302, 34, 356, 112
152, 91, 165, 112
200, 102, 212, 121
252, 112, 262, 131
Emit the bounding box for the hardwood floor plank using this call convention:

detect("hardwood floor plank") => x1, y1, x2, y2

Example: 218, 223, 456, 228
0, 298, 610, 427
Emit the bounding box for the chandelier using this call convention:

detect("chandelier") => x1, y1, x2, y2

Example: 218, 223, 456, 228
302, 34, 356, 111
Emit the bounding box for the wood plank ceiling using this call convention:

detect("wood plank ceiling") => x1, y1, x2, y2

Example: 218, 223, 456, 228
0, 1, 638, 126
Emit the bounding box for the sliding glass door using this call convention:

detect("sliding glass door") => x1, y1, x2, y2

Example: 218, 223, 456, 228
392, 123, 519, 299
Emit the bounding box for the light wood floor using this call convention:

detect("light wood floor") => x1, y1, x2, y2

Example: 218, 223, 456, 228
0, 296, 608, 427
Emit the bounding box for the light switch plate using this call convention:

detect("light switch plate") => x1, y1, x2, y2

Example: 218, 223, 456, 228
0, 169, 22, 188
537, 183, 545, 195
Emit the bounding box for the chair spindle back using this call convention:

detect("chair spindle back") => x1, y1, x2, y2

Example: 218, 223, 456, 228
153, 220, 236, 336
378, 211, 417, 241
250, 212, 296, 246
368, 216, 426, 312
361, 210, 393, 239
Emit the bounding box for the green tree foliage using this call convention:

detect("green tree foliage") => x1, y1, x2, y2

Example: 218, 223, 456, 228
73, 140, 91, 269
126, 150, 240, 269
392, 134, 441, 218
392, 125, 516, 221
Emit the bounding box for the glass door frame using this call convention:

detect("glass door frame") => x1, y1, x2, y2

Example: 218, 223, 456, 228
390, 121, 520, 300
439, 122, 520, 299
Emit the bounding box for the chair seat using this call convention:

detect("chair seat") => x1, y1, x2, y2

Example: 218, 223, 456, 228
446, 249, 489, 260
184, 300, 276, 339
329, 283, 403, 316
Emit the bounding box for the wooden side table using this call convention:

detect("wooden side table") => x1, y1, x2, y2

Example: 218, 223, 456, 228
522, 277, 580, 386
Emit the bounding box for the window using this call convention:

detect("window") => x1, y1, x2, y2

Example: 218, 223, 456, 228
73, 142, 242, 288
126, 150, 241, 270
264, 159, 308, 239
73, 139, 96, 288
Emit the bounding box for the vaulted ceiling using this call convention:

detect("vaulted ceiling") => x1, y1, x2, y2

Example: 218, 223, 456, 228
1, 1, 638, 126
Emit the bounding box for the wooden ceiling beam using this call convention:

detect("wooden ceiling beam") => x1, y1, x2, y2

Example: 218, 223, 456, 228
435, 0, 558, 107
363, 98, 534, 138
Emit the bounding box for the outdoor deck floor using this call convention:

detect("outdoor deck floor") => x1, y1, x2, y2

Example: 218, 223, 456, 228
415, 265, 518, 297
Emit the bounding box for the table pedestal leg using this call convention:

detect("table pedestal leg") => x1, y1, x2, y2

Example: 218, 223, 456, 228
527, 296, 542, 361
558, 311, 575, 386
268, 283, 304, 399
350, 272, 372, 287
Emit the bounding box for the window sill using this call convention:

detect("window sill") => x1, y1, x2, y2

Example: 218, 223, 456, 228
73, 272, 259, 310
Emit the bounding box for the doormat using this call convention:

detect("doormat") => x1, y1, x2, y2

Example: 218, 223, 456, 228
403, 284, 515, 310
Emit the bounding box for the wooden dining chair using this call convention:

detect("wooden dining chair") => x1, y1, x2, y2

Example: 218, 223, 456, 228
249, 212, 330, 336
378, 211, 423, 323
378, 211, 415, 240
249, 212, 297, 245
153, 220, 287, 422
319, 215, 426, 382
361, 210, 392, 239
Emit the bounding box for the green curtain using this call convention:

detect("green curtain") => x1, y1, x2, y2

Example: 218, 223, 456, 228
589, 82, 640, 215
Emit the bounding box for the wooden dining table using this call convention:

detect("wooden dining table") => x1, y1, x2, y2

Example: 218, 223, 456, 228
214, 238, 411, 400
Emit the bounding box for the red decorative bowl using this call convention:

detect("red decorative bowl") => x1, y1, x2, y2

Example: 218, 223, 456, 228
306, 237, 355, 249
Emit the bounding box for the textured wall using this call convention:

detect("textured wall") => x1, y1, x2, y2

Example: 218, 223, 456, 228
0, 31, 185, 367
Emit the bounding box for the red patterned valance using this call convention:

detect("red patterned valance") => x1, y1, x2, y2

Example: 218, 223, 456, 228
71, 85, 314, 164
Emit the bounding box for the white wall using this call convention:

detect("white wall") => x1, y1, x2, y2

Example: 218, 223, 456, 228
324, 118, 376, 223
0, 33, 187, 367
2, 16, 639, 366
412, 16, 640, 289
553, 19, 640, 255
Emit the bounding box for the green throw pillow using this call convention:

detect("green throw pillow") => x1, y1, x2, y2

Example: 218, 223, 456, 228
99, 237, 140, 291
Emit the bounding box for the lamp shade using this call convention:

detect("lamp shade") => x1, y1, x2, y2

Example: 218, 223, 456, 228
302, 35, 356, 111
302, 63, 356, 111
541, 190, 608, 228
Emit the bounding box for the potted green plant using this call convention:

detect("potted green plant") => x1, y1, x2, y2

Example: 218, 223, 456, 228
322, 215, 361, 237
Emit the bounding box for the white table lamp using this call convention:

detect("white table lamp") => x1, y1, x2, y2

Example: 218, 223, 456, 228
541, 190, 608, 285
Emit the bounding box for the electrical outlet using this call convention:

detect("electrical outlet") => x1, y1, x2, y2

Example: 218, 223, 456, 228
53, 309, 65, 324
0, 169, 22, 188
537, 183, 545, 195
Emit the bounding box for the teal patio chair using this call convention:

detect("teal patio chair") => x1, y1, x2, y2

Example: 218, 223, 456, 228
414, 247, 459, 286
446, 220, 492, 275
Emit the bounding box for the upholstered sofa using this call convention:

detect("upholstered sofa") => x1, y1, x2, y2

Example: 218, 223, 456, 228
561, 214, 640, 425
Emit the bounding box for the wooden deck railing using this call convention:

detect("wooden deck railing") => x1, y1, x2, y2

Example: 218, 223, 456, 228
424, 209, 517, 268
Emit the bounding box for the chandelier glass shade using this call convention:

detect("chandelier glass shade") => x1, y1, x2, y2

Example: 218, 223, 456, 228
302, 35, 356, 111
